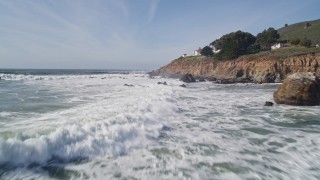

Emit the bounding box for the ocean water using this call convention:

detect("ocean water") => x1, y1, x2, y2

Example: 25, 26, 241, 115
0, 69, 320, 180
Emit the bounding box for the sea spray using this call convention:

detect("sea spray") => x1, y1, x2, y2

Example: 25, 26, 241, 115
0, 70, 320, 179
0, 72, 180, 168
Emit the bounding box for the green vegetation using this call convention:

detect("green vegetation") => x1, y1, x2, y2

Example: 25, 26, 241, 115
179, 46, 319, 62
299, 38, 312, 47
190, 19, 320, 61
278, 19, 320, 45
290, 37, 313, 47
201, 46, 213, 56
179, 56, 213, 61
290, 38, 301, 45
211, 31, 256, 59
215, 40, 241, 59
255, 28, 280, 50
247, 46, 320, 58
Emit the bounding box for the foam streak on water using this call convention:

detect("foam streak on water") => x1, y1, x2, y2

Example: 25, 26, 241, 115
0, 72, 320, 179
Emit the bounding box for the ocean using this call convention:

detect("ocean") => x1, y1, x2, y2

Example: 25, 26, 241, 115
0, 69, 320, 179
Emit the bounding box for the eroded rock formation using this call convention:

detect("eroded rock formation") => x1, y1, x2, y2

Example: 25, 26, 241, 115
273, 72, 320, 106
150, 54, 320, 83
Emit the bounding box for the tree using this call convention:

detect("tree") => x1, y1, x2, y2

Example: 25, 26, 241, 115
201, 46, 213, 56
211, 30, 256, 59
215, 40, 241, 60
256, 27, 280, 50
285, 24, 288, 27
300, 38, 312, 47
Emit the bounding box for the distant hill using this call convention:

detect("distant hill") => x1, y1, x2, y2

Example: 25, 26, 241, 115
278, 19, 320, 45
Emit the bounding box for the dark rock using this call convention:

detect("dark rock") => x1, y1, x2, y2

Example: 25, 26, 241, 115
194, 76, 206, 82
237, 78, 253, 83
180, 84, 186, 88
157, 82, 167, 85
206, 77, 217, 81
161, 125, 173, 131
124, 84, 134, 87
264, 73, 276, 83
180, 74, 196, 83
264, 101, 274, 106
273, 72, 320, 106
216, 78, 252, 84
147, 70, 160, 77
198, 78, 206, 82
236, 69, 244, 78
216, 79, 234, 84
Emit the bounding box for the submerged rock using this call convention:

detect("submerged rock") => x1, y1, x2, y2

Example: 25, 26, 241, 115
264, 101, 274, 106
124, 84, 134, 87
180, 74, 196, 83
180, 84, 186, 88
157, 82, 167, 85
273, 72, 320, 106
216, 78, 252, 84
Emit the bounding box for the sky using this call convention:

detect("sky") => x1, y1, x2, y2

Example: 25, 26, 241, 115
0, 0, 319, 70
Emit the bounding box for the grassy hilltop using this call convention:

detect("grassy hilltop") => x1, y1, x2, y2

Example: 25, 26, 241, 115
278, 19, 320, 45
176, 19, 320, 62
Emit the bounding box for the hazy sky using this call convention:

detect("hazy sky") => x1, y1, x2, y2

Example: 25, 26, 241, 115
0, 0, 319, 70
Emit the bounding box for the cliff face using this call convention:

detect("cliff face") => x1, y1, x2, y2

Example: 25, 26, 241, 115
153, 54, 320, 83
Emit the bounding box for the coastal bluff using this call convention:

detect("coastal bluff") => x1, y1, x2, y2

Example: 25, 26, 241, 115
149, 54, 320, 83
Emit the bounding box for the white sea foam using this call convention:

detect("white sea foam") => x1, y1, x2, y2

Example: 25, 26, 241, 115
0, 74, 180, 167
0, 73, 146, 81
0, 112, 11, 117
1, 74, 320, 179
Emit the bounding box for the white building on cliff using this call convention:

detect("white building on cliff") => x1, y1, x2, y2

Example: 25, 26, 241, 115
193, 47, 201, 56
271, 43, 285, 50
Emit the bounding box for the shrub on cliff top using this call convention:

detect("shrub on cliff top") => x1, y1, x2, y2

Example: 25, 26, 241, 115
255, 27, 280, 50
300, 38, 312, 47
211, 30, 256, 60
201, 46, 213, 56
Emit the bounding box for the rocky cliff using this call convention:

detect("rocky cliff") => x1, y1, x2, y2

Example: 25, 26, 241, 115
150, 53, 320, 83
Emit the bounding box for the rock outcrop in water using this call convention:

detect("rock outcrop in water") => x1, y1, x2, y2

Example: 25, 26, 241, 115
273, 72, 320, 106
157, 81, 167, 85
180, 74, 196, 83
264, 101, 274, 106
149, 54, 320, 83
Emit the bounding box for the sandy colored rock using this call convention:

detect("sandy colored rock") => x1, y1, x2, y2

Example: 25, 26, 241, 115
273, 72, 320, 106
153, 54, 320, 83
